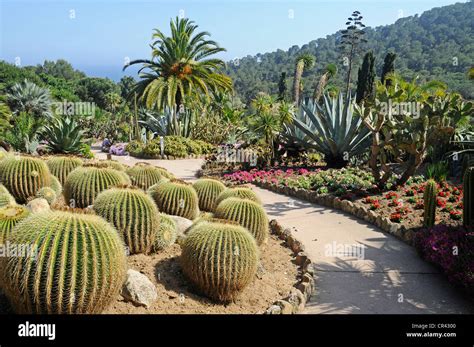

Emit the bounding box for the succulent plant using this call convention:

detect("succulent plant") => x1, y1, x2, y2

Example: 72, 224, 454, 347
0, 184, 15, 207
180, 220, 259, 302
0, 205, 30, 244
215, 197, 269, 246
193, 178, 226, 212
0, 211, 127, 314
0, 155, 52, 203
64, 163, 130, 208
100, 160, 126, 171
151, 179, 199, 219
155, 167, 174, 179
153, 213, 177, 251
125, 162, 163, 190
94, 187, 159, 254
463, 166, 473, 227
35, 187, 57, 205
423, 179, 437, 227
46, 156, 83, 184
214, 187, 261, 208
48, 174, 63, 197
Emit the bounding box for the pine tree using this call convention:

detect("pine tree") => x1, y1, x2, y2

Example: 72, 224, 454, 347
356, 51, 375, 104
277, 72, 287, 101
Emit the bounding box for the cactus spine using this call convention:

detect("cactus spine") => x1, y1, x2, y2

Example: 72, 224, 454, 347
0, 184, 15, 207
214, 187, 261, 209
463, 166, 473, 227
193, 178, 226, 212
180, 220, 259, 302
215, 197, 269, 245
46, 156, 83, 184
94, 187, 159, 254
35, 187, 57, 205
99, 160, 126, 171
151, 179, 199, 219
0, 205, 30, 244
126, 163, 163, 190
423, 179, 437, 227
64, 163, 130, 208
153, 213, 177, 251
0, 211, 127, 314
0, 156, 52, 203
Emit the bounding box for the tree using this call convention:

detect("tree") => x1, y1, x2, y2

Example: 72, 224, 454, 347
35, 59, 85, 81
118, 76, 136, 100
339, 10, 367, 98
124, 17, 232, 111
292, 54, 315, 106
7, 79, 52, 118
356, 51, 375, 104
277, 72, 287, 101
381, 52, 397, 86
313, 63, 337, 102
74, 77, 119, 109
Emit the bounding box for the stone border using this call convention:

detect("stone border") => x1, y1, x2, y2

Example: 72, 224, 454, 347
264, 219, 315, 314
129, 153, 208, 160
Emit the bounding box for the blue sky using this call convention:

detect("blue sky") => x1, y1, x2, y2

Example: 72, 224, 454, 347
0, 0, 467, 80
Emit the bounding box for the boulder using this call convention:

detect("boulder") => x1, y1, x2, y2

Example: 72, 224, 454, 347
121, 269, 157, 308
26, 198, 50, 214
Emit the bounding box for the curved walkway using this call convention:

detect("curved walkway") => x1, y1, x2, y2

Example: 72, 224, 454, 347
96, 150, 473, 314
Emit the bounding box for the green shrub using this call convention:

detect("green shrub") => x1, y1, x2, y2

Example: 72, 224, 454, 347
126, 140, 144, 156
0, 211, 127, 313
164, 136, 188, 157
181, 220, 259, 302
94, 187, 159, 254
193, 178, 226, 212
64, 163, 130, 208
215, 197, 269, 246
193, 140, 214, 155
0, 155, 52, 203
423, 179, 437, 227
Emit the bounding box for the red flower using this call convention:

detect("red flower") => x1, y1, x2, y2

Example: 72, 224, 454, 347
390, 213, 403, 223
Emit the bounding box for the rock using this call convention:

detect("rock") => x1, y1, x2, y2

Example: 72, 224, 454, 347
121, 269, 157, 308
297, 282, 312, 300
265, 305, 282, 314
256, 262, 266, 279
26, 198, 50, 213
275, 300, 294, 314
169, 215, 193, 235
287, 288, 306, 312
295, 252, 308, 266
291, 239, 304, 253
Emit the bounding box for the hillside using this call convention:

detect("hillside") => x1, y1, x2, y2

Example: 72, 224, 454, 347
225, 1, 474, 103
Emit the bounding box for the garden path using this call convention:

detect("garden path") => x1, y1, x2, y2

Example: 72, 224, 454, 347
93, 149, 473, 314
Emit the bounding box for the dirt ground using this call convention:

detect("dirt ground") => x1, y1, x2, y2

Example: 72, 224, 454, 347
103, 233, 298, 314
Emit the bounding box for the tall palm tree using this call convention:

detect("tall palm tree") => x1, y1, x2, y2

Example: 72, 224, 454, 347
124, 17, 232, 111
292, 53, 315, 106
7, 79, 52, 118
313, 63, 337, 102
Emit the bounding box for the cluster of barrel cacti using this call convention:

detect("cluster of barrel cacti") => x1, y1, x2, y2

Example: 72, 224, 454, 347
423, 179, 438, 227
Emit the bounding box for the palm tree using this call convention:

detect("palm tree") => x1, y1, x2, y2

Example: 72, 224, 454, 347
7, 79, 52, 118
313, 63, 337, 102
292, 54, 315, 106
124, 17, 232, 111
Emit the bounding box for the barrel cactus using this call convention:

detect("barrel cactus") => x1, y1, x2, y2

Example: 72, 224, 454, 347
215, 197, 269, 246
64, 163, 130, 208
0, 211, 127, 314
153, 213, 177, 251
35, 187, 57, 205
93, 186, 159, 254
100, 160, 126, 171
215, 187, 261, 208
49, 174, 62, 196
193, 178, 226, 212
126, 163, 163, 190
463, 166, 473, 227
423, 179, 437, 227
0, 185, 15, 207
151, 179, 199, 219
0, 205, 30, 244
155, 167, 174, 179
46, 156, 83, 184
0, 155, 52, 203
181, 220, 259, 302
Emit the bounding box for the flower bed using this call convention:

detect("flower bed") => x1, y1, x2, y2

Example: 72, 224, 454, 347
223, 168, 464, 230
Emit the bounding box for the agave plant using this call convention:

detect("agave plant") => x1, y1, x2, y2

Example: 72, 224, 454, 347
288, 93, 371, 167
139, 107, 194, 137
42, 116, 85, 154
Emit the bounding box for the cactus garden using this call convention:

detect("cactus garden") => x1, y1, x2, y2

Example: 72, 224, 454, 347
0, 0, 473, 329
